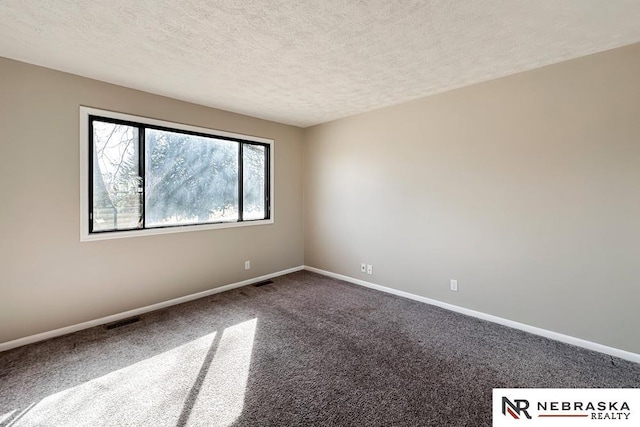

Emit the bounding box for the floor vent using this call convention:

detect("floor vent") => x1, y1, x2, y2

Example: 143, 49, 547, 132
106, 316, 140, 330
253, 280, 274, 287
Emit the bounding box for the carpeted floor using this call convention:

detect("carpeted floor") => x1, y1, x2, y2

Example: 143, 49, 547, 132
1, 271, 639, 426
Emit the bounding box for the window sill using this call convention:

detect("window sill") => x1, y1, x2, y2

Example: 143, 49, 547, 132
80, 218, 274, 242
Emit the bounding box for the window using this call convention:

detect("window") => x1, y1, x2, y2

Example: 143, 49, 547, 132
80, 107, 273, 241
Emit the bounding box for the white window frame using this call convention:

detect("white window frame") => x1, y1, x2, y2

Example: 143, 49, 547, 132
79, 106, 274, 242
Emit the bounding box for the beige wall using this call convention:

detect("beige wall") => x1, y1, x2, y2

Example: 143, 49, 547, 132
3, 43, 640, 354
304, 43, 640, 354
0, 57, 304, 343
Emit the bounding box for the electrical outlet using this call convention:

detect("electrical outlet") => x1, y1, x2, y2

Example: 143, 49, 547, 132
361, 263, 367, 273
450, 279, 458, 292
367, 264, 373, 275
245, 261, 251, 270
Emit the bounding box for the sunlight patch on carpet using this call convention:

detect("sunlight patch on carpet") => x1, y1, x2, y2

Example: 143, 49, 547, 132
8, 331, 218, 426
186, 318, 258, 426
0, 408, 16, 424
3, 318, 259, 426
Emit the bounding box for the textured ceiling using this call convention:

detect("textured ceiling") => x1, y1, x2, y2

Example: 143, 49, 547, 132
1, 1, 640, 128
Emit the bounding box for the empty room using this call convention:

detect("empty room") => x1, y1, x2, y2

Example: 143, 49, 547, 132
1, 1, 640, 426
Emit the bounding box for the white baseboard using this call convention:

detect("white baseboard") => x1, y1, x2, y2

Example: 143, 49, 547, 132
0, 266, 304, 353
5, 264, 639, 364
304, 266, 640, 364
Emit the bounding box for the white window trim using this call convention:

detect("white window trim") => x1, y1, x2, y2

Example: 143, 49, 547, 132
79, 106, 274, 242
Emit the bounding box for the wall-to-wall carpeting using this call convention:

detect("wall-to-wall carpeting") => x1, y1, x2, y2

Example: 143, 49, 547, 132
1, 271, 639, 426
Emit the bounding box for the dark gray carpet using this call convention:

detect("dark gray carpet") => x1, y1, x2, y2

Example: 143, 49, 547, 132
1, 271, 639, 426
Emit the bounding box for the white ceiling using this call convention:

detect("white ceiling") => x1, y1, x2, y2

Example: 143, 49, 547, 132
1, 1, 640, 128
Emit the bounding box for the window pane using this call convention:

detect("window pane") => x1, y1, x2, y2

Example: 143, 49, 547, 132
243, 144, 266, 220
145, 129, 239, 227
92, 121, 141, 231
